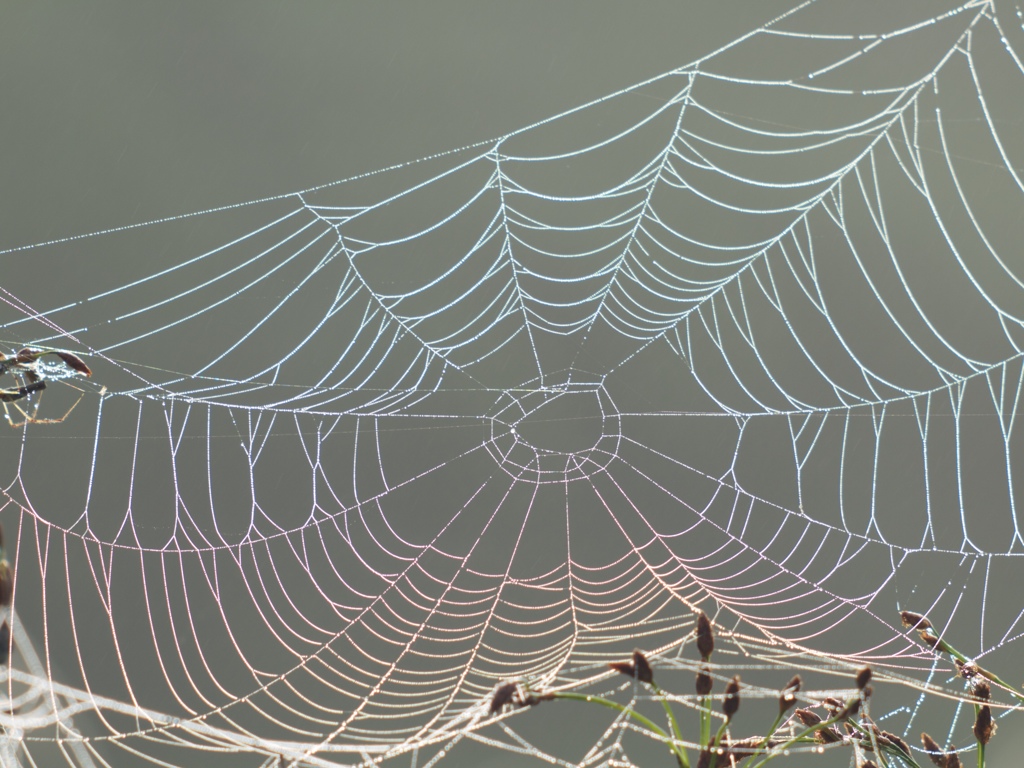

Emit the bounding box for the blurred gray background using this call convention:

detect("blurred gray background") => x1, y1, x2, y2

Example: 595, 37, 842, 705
2, 2, 1022, 767
1, 1, 795, 247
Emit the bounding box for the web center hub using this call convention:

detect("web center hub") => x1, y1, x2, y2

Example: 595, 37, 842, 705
486, 379, 621, 483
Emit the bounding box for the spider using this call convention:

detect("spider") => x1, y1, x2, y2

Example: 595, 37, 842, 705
0, 347, 94, 427
487, 680, 553, 715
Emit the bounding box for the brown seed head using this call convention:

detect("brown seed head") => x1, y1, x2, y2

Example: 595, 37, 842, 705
881, 731, 912, 758
945, 749, 962, 768
920, 733, 947, 768
901, 611, 932, 630
973, 679, 991, 701
815, 727, 843, 744
722, 676, 740, 721
856, 666, 872, 690
14, 348, 40, 363
632, 650, 654, 684
609, 650, 654, 685
54, 351, 92, 377
863, 722, 885, 746
0, 621, 9, 666
919, 631, 940, 649
795, 708, 822, 727
695, 666, 713, 697
778, 675, 801, 714
822, 697, 844, 714
608, 660, 635, 678
860, 762, 879, 768
0, 560, 11, 609
719, 736, 778, 760
973, 705, 996, 745
842, 696, 863, 719
696, 611, 714, 661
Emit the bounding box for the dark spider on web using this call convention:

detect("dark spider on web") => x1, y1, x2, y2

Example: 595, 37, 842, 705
0, 347, 98, 427
488, 681, 554, 715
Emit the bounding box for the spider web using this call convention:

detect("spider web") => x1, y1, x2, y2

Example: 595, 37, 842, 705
2, 0, 1024, 765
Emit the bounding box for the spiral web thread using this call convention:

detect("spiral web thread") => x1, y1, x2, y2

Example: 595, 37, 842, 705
2, 1, 1024, 765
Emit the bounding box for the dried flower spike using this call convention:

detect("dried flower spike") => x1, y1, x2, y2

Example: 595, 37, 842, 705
778, 675, 801, 714
822, 697, 844, 714
815, 727, 843, 744
719, 736, 777, 761
722, 676, 740, 721
856, 666, 872, 690
842, 696, 863, 719
608, 660, 635, 678
973, 679, 991, 701
695, 666, 713, 696
921, 733, 948, 768
609, 649, 653, 685
489, 681, 519, 714
918, 631, 940, 649
0, 558, 11, 609
900, 610, 932, 630
54, 351, 93, 377
881, 731, 912, 759
631, 650, 653, 684
696, 611, 714, 661
794, 708, 822, 727
973, 705, 996, 745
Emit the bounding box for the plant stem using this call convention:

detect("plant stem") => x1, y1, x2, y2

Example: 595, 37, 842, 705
928, 633, 1023, 702
551, 692, 688, 766
651, 682, 690, 768
747, 717, 831, 768
843, 719, 922, 768
974, 702, 985, 768
744, 711, 784, 764
699, 692, 711, 752
708, 718, 730, 768
747, 696, 926, 768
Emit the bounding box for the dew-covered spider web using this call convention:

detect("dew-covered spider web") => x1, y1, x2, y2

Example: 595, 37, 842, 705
3, 1, 1024, 766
